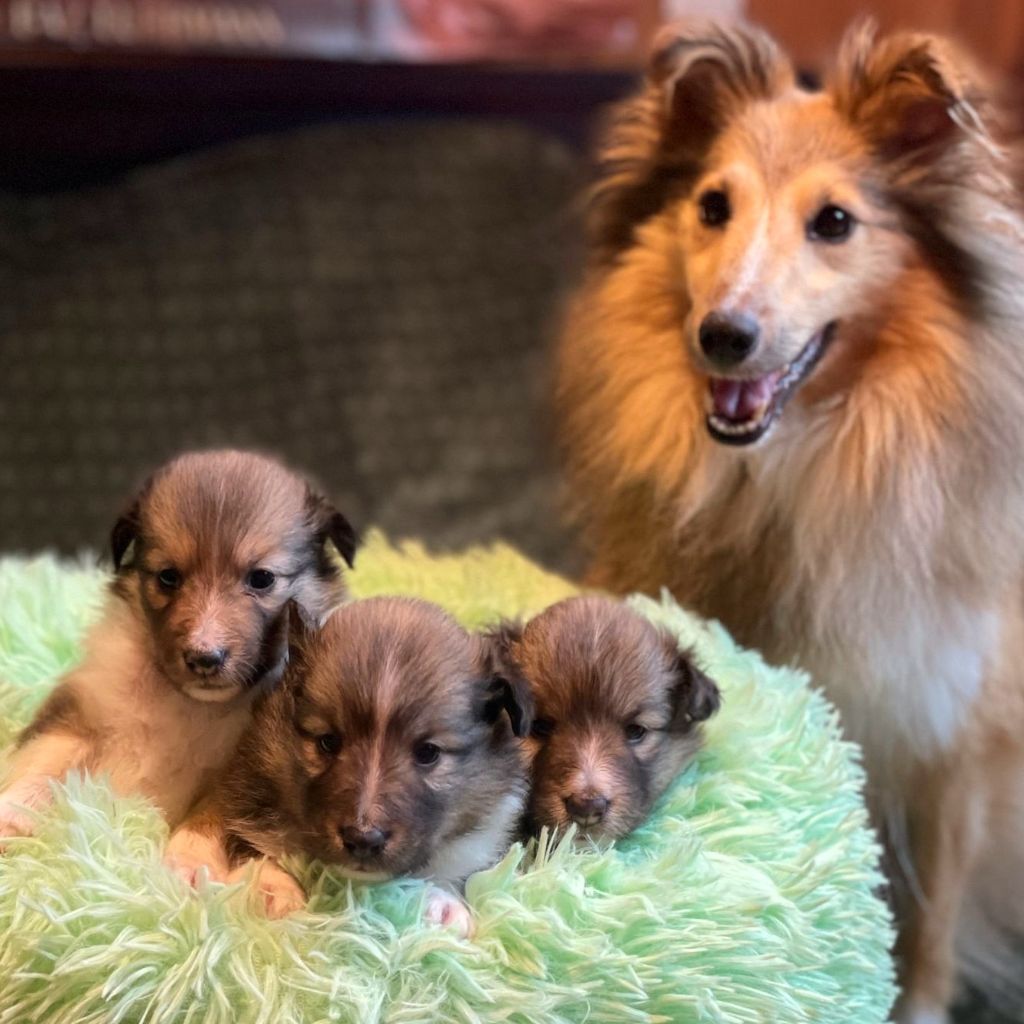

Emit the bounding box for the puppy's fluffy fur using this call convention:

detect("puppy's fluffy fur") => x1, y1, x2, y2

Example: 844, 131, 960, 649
557, 19, 1024, 1022
166, 597, 533, 927
0, 449, 357, 836
493, 596, 719, 842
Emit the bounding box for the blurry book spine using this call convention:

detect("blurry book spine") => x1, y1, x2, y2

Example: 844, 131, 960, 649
0, 1, 368, 57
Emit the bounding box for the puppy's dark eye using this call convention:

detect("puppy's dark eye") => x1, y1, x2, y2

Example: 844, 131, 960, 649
530, 718, 555, 740
246, 569, 276, 591
808, 204, 854, 242
316, 733, 342, 756
156, 568, 182, 591
413, 742, 441, 767
698, 189, 731, 228
624, 723, 648, 744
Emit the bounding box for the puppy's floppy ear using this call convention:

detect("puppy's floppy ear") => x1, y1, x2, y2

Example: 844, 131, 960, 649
665, 638, 721, 729
285, 599, 317, 679
830, 21, 999, 166
305, 488, 359, 569
480, 624, 533, 739
650, 19, 793, 154
110, 500, 142, 570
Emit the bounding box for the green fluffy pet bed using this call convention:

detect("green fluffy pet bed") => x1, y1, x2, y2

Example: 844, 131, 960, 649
0, 533, 895, 1023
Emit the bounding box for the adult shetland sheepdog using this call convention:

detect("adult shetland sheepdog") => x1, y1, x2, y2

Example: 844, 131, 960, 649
557, 19, 1024, 1024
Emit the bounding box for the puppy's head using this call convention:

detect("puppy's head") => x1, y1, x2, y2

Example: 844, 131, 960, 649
497, 596, 719, 842
252, 597, 531, 880
110, 449, 358, 703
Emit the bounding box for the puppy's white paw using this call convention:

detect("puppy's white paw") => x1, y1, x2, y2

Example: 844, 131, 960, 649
163, 830, 230, 888
228, 861, 307, 919
423, 886, 475, 939
0, 801, 34, 850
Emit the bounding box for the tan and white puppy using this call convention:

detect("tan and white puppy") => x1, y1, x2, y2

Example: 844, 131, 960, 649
0, 449, 357, 839
493, 596, 719, 842
166, 597, 533, 934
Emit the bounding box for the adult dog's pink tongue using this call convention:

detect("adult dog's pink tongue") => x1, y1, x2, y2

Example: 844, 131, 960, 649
710, 376, 776, 421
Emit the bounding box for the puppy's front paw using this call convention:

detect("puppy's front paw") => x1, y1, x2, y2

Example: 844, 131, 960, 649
423, 886, 475, 939
0, 801, 35, 850
163, 829, 230, 887
228, 860, 307, 919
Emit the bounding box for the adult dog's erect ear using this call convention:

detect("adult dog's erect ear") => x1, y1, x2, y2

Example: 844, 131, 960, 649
650, 19, 794, 154
587, 19, 791, 260
830, 22, 999, 167
305, 488, 359, 569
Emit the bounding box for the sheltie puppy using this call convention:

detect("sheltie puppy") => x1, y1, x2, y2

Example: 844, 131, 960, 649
557, 18, 1024, 1022
0, 449, 357, 838
492, 596, 719, 842
165, 597, 533, 935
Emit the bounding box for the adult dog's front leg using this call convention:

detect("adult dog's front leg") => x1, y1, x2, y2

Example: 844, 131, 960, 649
893, 759, 983, 1024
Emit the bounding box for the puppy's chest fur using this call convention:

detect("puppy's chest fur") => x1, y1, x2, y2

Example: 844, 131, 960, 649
74, 610, 254, 826
425, 788, 527, 884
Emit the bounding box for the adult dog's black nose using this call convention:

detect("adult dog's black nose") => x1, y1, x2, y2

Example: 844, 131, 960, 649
183, 647, 228, 675
699, 312, 759, 367
340, 826, 389, 859
565, 794, 610, 825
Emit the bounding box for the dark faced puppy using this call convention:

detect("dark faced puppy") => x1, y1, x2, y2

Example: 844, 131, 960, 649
494, 596, 720, 842
171, 597, 532, 923
112, 449, 358, 703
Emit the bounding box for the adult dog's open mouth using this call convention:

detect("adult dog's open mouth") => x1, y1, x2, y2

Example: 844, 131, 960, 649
705, 322, 837, 446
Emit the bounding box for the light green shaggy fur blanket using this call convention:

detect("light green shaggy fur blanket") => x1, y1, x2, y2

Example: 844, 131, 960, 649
0, 533, 895, 1023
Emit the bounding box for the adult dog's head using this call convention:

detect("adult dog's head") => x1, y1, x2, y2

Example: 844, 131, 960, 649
569, 19, 1013, 450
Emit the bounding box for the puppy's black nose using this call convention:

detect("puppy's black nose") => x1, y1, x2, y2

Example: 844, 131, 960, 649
183, 647, 228, 675
340, 826, 389, 859
699, 312, 759, 367
565, 794, 609, 826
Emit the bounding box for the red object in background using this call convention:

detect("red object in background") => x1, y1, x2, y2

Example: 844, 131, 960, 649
394, 0, 648, 61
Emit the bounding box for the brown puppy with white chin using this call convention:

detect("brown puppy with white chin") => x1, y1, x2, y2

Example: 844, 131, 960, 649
492, 596, 719, 842
0, 449, 357, 839
166, 596, 533, 934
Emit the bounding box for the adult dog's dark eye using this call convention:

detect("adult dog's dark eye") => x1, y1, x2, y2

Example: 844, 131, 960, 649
414, 742, 441, 767
808, 204, 854, 242
698, 189, 731, 227
625, 723, 648, 744
530, 718, 555, 740
247, 569, 275, 591
316, 733, 342, 756
156, 568, 181, 591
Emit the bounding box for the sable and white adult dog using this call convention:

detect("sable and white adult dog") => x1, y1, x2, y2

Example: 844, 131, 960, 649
0, 449, 357, 838
557, 19, 1024, 1023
